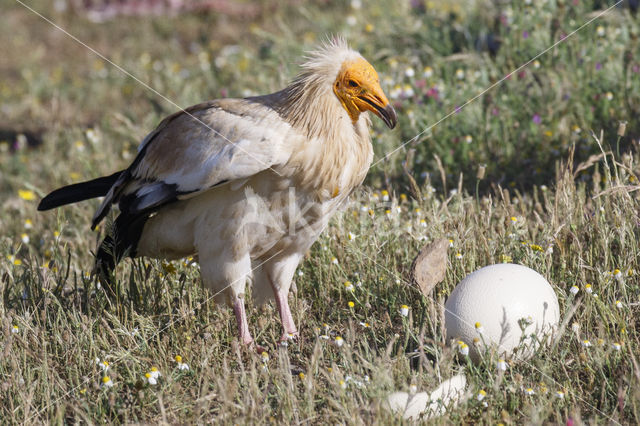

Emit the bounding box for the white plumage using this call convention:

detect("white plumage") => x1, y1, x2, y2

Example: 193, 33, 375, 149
38, 39, 397, 346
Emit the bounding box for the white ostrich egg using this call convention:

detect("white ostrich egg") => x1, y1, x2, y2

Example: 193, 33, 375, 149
444, 264, 559, 362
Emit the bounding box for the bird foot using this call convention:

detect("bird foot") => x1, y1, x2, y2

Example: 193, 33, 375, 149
253, 343, 267, 355
234, 337, 266, 355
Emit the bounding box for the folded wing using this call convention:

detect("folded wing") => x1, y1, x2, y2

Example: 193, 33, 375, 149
92, 99, 293, 229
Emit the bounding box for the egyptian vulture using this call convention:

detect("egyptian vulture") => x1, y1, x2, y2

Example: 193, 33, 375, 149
38, 39, 397, 346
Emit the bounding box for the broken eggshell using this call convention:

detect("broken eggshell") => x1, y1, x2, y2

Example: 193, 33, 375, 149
386, 374, 467, 420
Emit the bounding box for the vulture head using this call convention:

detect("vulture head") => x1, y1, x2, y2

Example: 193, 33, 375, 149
333, 57, 397, 129
280, 38, 398, 136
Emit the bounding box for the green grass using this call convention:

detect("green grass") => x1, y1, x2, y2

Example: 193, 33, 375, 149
1, 0, 639, 423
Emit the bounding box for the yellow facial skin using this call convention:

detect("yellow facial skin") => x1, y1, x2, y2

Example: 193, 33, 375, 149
333, 58, 397, 128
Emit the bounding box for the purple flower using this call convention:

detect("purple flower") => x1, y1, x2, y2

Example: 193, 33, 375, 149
426, 87, 439, 100
595, 63, 602, 71
455, 105, 462, 114
532, 114, 542, 125
523, 31, 529, 39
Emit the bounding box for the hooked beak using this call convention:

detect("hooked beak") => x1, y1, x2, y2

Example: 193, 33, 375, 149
378, 103, 398, 129
357, 95, 398, 129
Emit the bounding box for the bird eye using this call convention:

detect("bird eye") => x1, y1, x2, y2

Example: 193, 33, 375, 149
347, 79, 358, 87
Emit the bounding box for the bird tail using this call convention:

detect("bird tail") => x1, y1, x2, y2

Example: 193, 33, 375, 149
94, 211, 150, 296
37, 171, 123, 211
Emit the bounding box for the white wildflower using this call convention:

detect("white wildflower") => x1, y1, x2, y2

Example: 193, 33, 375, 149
399, 305, 409, 317
496, 359, 508, 371
101, 376, 114, 388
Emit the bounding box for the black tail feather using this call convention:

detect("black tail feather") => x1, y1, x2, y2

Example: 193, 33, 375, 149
38, 171, 123, 211
95, 211, 150, 294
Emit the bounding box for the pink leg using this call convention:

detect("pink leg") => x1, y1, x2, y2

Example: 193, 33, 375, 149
270, 283, 298, 342
232, 296, 254, 346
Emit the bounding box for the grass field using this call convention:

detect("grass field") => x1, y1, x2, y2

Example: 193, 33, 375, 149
1, 0, 640, 423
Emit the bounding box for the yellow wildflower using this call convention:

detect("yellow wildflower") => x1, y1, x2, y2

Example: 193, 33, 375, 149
18, 189, 36, 201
